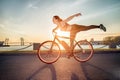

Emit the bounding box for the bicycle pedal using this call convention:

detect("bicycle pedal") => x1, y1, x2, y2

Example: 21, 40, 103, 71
67, 56, 71, 59
67, 54, 73, 59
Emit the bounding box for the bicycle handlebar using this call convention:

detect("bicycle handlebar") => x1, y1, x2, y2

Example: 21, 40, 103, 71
52, 29, 70, 39
52, 29, 80, 42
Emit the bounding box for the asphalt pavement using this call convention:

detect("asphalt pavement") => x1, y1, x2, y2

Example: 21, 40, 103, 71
0, 52, 120, 80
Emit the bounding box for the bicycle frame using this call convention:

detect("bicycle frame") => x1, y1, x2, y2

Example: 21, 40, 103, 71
37, 31, 94, 63
52, 32, 81, 52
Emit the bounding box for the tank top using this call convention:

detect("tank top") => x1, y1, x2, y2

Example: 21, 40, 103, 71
59, 21, 71, 31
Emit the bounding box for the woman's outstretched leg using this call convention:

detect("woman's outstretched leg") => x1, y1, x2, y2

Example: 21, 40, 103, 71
71, 24, 106, 32
69, 24, 106, 57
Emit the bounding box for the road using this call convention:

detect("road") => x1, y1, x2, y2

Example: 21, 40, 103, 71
0, 52, 120, 80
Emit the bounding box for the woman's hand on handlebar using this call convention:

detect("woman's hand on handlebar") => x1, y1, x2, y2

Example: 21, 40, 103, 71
52, 29, 57, 34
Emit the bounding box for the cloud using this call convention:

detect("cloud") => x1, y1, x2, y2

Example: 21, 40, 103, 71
74, 2, 120, 24
27, 0, 41, 9
27, 3, 38, 9
0, 24, 5, 28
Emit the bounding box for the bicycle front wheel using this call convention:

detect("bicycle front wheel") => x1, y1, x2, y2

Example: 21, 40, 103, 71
73, 40, 94, 62
37, 41, 61, 64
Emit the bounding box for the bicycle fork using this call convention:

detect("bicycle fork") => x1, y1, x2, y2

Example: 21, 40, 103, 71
49, 36, 57, 53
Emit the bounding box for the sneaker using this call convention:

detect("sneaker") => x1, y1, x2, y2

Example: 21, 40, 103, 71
100, 24, 106, 32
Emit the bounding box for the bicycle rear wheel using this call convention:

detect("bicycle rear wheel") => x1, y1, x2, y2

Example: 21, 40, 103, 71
73, 40, 94, 62
37, 41, 61, 64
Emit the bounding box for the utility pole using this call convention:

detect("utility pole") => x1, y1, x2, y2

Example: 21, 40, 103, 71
20, 37, 24, 46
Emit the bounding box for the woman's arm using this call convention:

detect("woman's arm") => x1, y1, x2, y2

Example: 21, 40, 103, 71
64, 13, 81, 22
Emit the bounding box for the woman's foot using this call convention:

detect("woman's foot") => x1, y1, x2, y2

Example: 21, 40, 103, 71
100, 24, 106, 32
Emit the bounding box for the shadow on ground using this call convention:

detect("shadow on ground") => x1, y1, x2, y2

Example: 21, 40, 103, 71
81, 61, 119, 80
27, 64, 57, 80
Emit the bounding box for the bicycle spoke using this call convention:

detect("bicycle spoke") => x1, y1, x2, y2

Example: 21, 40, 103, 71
37, 41, 61, 63
73, 40, 93, 62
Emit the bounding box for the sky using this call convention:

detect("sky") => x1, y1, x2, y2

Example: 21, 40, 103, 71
0, 0, 120, 43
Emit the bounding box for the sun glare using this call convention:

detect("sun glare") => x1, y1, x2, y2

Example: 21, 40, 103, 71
55, 29, 70, 50
56, 29, 70, 37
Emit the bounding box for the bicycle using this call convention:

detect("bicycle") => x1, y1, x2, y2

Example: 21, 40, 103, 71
37, 30, 94, 64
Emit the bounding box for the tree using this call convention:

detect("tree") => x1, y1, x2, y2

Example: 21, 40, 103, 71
103, 36, 114, 45
114, 36, 120, 45
103, 36, 120, 48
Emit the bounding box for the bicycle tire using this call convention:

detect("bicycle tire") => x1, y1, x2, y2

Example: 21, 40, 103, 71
73, 40, 94, 62
37, 40, 61, 64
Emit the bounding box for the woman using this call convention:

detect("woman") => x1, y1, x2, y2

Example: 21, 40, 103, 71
52, 13, 106, 50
